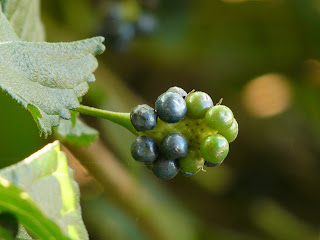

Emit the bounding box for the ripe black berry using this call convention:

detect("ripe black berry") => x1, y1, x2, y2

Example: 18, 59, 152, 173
161, 133, 188, 159
152, 155, 179, 180
167, 86, 188, 98
131, 136, 159, 162
155, 92, 187, 123
130, 104, 158, 131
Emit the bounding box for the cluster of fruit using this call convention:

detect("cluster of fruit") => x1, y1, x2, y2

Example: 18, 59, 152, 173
98, 2, 157, 52
130, 87, 238, 180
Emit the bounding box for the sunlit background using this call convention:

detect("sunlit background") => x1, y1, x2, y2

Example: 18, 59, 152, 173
1, 0, 320, 239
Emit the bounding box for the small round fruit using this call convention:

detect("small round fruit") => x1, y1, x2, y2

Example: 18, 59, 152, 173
180, 170, 198, 177
167, 86, 188, 98
130, 104, 157, 131
152, 156, 179, 180
219, 119, 238, 143
161, 133, 188, 159
205, 105, 234, 131
185, 91, 214, 119
136, 13, 156, 35
0, 212, 18, 238
204, 161, 222, 167
155, 92, 187, 123
131, 136, 159, 162
179, 148, 204, 173
200, 134, 229, 164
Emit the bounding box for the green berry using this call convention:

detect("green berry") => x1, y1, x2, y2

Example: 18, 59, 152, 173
205, 105, 234, 131
219, 119, 238, 143
179, 148, 204, 173
185, 91, 213, 119
180, 170, 200, 177
200, 134, 229, 163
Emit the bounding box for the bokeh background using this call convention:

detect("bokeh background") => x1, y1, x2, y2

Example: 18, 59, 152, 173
1, 0, 320, 239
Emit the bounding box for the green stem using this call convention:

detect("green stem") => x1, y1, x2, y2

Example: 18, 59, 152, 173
76, 105, 138, 136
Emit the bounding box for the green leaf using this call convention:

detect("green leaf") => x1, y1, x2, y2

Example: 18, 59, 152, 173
0, 226, 14, 240
0, 7, 105, 137
0, 141, 89, 240
55, 111, 99, 146
1, 0, 45, 41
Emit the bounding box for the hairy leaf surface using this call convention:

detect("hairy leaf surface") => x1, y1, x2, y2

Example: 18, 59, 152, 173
0, 4, 105, 137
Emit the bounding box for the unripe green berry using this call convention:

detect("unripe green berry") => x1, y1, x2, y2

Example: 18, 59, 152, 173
185, 91, 213, 119
205, 105, 234, 131
200, 134, 229, 163
219, 119, 238, 143
179, 148, 204, 173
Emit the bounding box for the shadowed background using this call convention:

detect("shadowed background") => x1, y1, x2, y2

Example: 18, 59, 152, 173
0, 0, 320, 239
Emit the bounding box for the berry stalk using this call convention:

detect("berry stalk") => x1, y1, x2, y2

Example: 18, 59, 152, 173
76, 105, 138, 136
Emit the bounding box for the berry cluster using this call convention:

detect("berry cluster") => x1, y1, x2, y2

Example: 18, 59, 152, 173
98, 2, 157, 52
130, 87, 238, 180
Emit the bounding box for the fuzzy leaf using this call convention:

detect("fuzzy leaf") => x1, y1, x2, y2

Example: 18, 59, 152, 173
0, 141, 88, 240
0, 7, 105, 137
1, 0, 45, 41
55, 111, 99, 146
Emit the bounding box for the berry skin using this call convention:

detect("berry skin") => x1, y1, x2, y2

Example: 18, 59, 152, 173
185, 91, 214, 119
219, 119, 238, 143
205, 105, 234, 131
167, 86, 188, 98
0, 212, 18, 238
161, 133, 188, 159
155, 92, 187, 123
200, 134, 229, 164
152, 155, 179, 180
180, 170, 198, 177
179, 148, 204, 173
204, 161, 221, 167
131, 136, 159, 162
130, 104, 158, 131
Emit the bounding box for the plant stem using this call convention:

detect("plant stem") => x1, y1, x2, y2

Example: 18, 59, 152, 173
76, 105, 138, 136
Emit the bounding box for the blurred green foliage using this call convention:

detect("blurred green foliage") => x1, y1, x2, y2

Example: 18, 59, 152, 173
1, 0, 320, 239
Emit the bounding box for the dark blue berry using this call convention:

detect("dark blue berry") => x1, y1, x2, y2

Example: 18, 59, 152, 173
167, 86, 187, 98
130, 104, 158, 131
131, 136, 159, 162
155, 92, 187, 123
111, 22, 136, 53
0, 212, 18, 238
118, 22, 136, 41
204, 161, 222, 167
136, 13, 156, 35
108, 4, 123, 22
161, 133, 188, 159
152, 155, 179, 180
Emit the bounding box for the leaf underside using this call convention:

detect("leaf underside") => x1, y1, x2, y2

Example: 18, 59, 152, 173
55, 111, 99, 146
0, 141, 88, 240
0, 3, 105, 137
1, 0, 45, 42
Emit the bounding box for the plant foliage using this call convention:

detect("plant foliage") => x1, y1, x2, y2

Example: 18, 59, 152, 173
0, 2, 105, 137
0, 141, 88, 239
